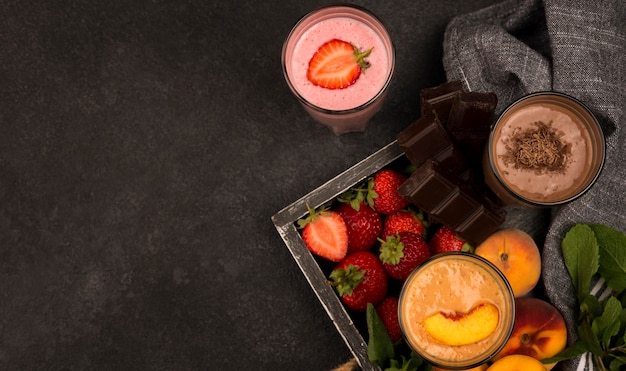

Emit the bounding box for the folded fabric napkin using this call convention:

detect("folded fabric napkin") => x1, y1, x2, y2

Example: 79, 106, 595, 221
443, 0, 625, 370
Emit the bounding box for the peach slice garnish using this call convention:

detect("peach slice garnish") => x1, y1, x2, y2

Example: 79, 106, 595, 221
423, 303, 499, 346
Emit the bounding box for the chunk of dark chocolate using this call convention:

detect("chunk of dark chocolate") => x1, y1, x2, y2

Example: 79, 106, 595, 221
396, 112, 452, 167
431, 144, 468, 176
446, 91, 497, 133
398, 158, 507, 244
449, 129, 491, 167
455, 197, 507, 244
420, 80, 464, 123
397, 161, 457, 212
428, 185, 481, 229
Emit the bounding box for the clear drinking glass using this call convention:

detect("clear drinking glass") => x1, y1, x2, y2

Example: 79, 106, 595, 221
483, 92, 605, 208
281, 5, 395, 135
398, 252, 515, 370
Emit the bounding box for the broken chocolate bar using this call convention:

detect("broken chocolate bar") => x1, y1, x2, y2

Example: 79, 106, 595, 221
419, 80, 464, 123
446, 91, 497, 167
446, 91, 497, 132
398, 160, 505, 245
431, 144, 469, 176
428, 185, 481, 229
396, 111, 452, 168
456, 197, 506, 244
398, 161, 458, 212
397, 81, 506, 245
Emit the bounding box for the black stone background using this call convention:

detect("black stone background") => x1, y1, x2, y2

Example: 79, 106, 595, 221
0, 1, 512, 370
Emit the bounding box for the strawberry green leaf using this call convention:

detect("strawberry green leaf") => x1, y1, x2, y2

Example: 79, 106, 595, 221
365, 177, 378, 208
590, 224, 626, 294
297, 203, 327, 229
337, 189, 363, 211
366, 303, 394, 367
329, 264, 364, 296
379, 235, 405, 265
460, 242, 474, 253
562, 224, 600, 301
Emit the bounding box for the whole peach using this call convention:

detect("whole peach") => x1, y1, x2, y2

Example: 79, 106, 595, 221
433, 364, 488, 371
474, 228, 541, 297
487, 354, 548, 371
493, 297, 567, 370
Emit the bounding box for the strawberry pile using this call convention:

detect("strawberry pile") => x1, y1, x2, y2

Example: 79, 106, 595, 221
297, 166, 473, 343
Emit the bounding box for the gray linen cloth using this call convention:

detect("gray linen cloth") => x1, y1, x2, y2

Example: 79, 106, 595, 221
442, 0, 626, 370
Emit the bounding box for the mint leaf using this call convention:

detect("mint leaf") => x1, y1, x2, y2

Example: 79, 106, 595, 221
590, 224, 626, 294
562, 224, 600, 301
592, 296, 622, 347
366, 303, 394, 367
579, 318, 604, 356
609, 357, 626, 371
385, 355, 422, 371
581, 294, 603, 317
542, 340, 588, 364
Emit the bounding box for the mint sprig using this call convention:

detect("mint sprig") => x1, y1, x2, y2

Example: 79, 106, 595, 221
365, 303, 430, 371
544, 224, 626, 371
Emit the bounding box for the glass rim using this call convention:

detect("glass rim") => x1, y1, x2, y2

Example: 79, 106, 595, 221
281, 3, 396, 115
487, 91, 606, 207
397, 252, 516, 369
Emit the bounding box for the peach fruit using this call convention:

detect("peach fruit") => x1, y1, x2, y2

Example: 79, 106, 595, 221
474, 228, 541, 297
487, 354, 548, 371
422, 303, 499, 346
433, 364, 488, 371
492, 297, 567, 370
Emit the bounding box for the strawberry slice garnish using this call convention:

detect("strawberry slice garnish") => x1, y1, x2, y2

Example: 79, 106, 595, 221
307, 39, 372, 89
298, 204, 348, 262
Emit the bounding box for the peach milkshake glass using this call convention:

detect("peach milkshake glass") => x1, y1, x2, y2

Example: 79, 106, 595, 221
282, 5, 395, 135
398, 252, 515, 370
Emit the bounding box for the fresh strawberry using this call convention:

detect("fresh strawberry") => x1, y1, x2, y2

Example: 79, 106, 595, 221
429, 225, 473, 254
329, 251, 388, 311
297, 204, 348, 262
382, 208, 428, 239
379, 231, 431, 281
335, 193, 382, 252
366, 169, 410, 215
375, 296, 402, 343
307, 39, 372, 89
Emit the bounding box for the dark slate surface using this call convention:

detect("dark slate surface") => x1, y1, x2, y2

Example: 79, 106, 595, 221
1, 1, 510, 370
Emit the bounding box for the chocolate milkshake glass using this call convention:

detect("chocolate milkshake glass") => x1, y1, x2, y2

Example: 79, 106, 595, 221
484, 92, 605, 207
281, 5, 395, 135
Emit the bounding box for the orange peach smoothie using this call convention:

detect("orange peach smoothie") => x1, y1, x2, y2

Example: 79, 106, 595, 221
398, 253, 515, 369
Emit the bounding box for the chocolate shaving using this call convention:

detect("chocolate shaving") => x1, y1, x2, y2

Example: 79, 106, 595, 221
501, 121, 570, 174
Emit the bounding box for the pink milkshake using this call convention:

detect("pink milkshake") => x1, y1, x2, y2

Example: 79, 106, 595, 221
282, 5, 395, 135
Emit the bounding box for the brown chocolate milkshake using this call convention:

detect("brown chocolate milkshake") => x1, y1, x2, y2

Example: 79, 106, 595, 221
484, 93, 605, 207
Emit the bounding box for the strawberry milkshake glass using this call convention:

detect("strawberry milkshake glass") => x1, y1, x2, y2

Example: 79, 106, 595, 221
282, 5, 395, 135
